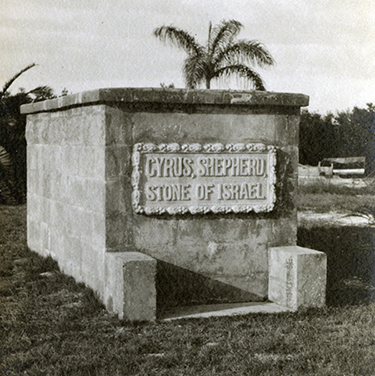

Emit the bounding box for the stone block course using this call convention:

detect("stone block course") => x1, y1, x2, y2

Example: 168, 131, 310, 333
105, 180, 126, 214
41, 198, 52, 225
105, 107, 130, 146
274, 114, 300, 146
91, 212, 106, 248
26, 144, 38, 170
49, 200, 65, 230
81, 244, 106, 294
132, 113, 278, 145
49, 226, 64, 259
77, 146, 93, 177
82, 179, 106, 212
27, 215, 42, 253
61, 234, 82, 277
105, 212, 133, 251
105, 145, 129, 179
268, 218, 297, 247
62, 146, 80, 176
133, 218, 177, 257
27, 192, 41, 219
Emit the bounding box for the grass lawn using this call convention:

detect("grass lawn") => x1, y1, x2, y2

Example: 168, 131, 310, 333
296, 180, 375, 213
1, 193, 375, 375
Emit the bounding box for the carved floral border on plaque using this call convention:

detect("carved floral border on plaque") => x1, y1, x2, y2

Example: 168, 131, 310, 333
132, 142, 277, 215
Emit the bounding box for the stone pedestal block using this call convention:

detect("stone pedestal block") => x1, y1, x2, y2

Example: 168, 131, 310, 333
105, 252, 157, 321
22, 88, 315, 320
268, 246, 327, 310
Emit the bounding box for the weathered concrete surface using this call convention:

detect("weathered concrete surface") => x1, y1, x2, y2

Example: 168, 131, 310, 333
23, 88, 311, 319
21, 88, 309, 114
268, 246, 327, 310
105, 252, 156, 321
26, 105, 108, 295
129, 107, 300, 299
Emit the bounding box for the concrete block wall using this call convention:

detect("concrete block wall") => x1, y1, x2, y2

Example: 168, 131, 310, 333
23, 88, 310, 315
27, 105, 107, 295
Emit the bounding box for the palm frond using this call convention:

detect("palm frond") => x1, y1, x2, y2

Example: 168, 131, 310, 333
212, 64, 266, 90
154, 26, 203, 55
0, 64, 37, 101
27, 86, 55, 102
0, 146, 12, 170
209, 20, 243, 56
0, 145, 18, 205
208, 21, 213, 47
183, 55, 207, 89
217, 40, 275, 68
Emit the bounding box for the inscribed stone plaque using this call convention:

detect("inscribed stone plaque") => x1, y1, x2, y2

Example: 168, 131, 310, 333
132, 143, 276, 215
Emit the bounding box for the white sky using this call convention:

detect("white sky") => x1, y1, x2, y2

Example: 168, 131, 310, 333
2, 0, 375, 113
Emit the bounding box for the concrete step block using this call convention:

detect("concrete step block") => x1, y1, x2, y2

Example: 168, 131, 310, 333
105, 252, 156, 321
268, 246, 327, 310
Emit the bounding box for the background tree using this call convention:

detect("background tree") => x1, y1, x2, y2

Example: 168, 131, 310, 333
334, 104, 375, 174
299, 105, 375, 175
299, 110, 336, 166
154, 19, 274, 90
0, 65, 55, 204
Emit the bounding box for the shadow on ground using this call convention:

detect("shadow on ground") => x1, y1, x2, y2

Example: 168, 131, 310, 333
298, 226, 375, 307
156, 261, 264, 318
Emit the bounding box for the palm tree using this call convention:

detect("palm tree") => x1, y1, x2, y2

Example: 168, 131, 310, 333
0, 64, 55, 204
0, 64, 36, 203
153, 19, 274, 90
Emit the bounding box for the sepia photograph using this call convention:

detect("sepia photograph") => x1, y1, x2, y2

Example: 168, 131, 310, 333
1, 1, 375, 374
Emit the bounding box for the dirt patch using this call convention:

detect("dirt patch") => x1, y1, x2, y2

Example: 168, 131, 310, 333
298, 210, 375, 228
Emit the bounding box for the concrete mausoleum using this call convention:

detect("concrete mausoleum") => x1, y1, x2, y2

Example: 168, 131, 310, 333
22, 88, 327, 320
